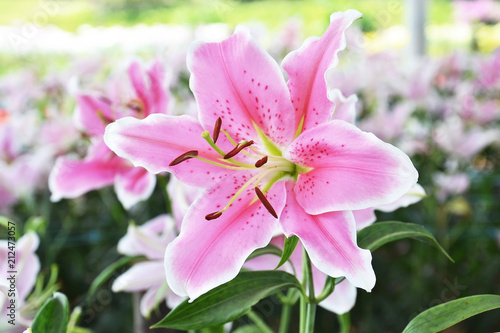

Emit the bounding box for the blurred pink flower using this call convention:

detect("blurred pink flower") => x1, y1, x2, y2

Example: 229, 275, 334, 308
49, 60, 170, 209
0, 232, 40, 332
105, 10, 418, 301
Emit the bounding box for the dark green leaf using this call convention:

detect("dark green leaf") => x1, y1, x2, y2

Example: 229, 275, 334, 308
276, 235, 299, 269
357, 221, 453, 262
31, 292, 69, 333
246, 243, 282, 261
153, 270, 300, 330
232, 325, 262, 333
200, 325, 225, 333
87, 255, 144, 299
403, 294, 500, 333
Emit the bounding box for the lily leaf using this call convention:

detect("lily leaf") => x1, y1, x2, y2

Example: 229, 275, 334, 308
403, 294, 500, 333
276, 235, 299, 269
31, 292, 69, 333
153, 270, 300, 330
87, 255, 144, 299
357, 221, 453, 262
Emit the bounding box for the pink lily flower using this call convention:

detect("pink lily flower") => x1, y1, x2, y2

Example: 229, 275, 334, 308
112, 215, 183, 317
49, 60, 170, 209
104, 10, 418, 301
0, 232, 40, 332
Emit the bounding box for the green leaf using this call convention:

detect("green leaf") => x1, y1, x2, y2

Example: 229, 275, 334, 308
357, 221, 453, 262
232, 325, 262, 333
246, 243, 282, 261
87, 255, 144, 299
200, 325, 225, 333
31, 292, 69, 333
403, 294, 500, 333
153, 270, 300, 330
276, 235, 299, 269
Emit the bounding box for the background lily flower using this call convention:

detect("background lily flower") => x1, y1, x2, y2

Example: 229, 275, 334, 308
49, 60, 170, 209
112, 215, 184, 317
0, 232, 40, 333
104, 9, 418, 301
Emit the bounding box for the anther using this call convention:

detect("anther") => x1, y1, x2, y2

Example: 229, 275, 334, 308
224, 140, 254, 159
205, 211, 223, 221
169, 150, 199, 166
127, 98, 145, 115
254, 156, 268, 168
254, 187, 278, 218
213, 117, 222, 143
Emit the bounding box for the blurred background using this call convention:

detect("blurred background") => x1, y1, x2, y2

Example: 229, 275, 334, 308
0, 0, 499, 332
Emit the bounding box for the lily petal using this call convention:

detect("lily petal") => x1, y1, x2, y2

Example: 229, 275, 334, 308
188, 26, 296, 148
140, 284, 170, 318
280, 182, 375, 291
165, 175, 286, 301
114, 167, 156, 210
49, 146, 125, 202
74, 94, 114, 136
329, 89, 358, 124
320, 279, 357, 314
376, 183, 426, 212
104, 114, 233, 188
112, 261, 165, 292
282, 10, 362, 132
353, 208, 377, 231
285, 120, 418, 214
146, 60, 169, 115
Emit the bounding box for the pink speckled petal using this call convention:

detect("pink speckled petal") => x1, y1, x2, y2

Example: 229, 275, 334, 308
74, 94, 114, 136
165, 176, 286, 301
280, 182, 375, 291
285, 120, 418, 214
188, 26, 295, 148
114, 167, 156, 210
104, 114, 235, 188
282, 10, 362, 133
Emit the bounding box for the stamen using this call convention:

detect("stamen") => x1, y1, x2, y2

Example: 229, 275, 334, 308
255, 156, 268, 168
213, 117, 222, 143
169, 150, 199, 166
127, 98, 145, 115
205, 211, 223, 221
254, 187, 278, 218
224, 140, 254, 159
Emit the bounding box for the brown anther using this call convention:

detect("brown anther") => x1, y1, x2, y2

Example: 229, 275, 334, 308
254, 156, 268, 168
254, 187, 278, 218
213, 117, 222, 143
205, 211, 223, 221
224, 140, 254, 159
127, 98, 145, 115
169, 150, 199, 166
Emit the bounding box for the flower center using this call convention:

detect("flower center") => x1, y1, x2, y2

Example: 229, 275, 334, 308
170, 117, 305, 220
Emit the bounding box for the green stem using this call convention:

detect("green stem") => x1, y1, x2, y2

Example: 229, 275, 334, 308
247, 310, 274, 333
158, 174, 172, 215
299, 295, 306, 333
303, 249, 316, 333
338, 312, 351, 333
278, 297, 292, 333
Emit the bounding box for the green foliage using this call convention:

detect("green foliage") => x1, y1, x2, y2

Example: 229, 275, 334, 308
153, 270, 301, 330
276, 235, 299, 269
403, 295, 500, 333
31, 292, 69, 333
